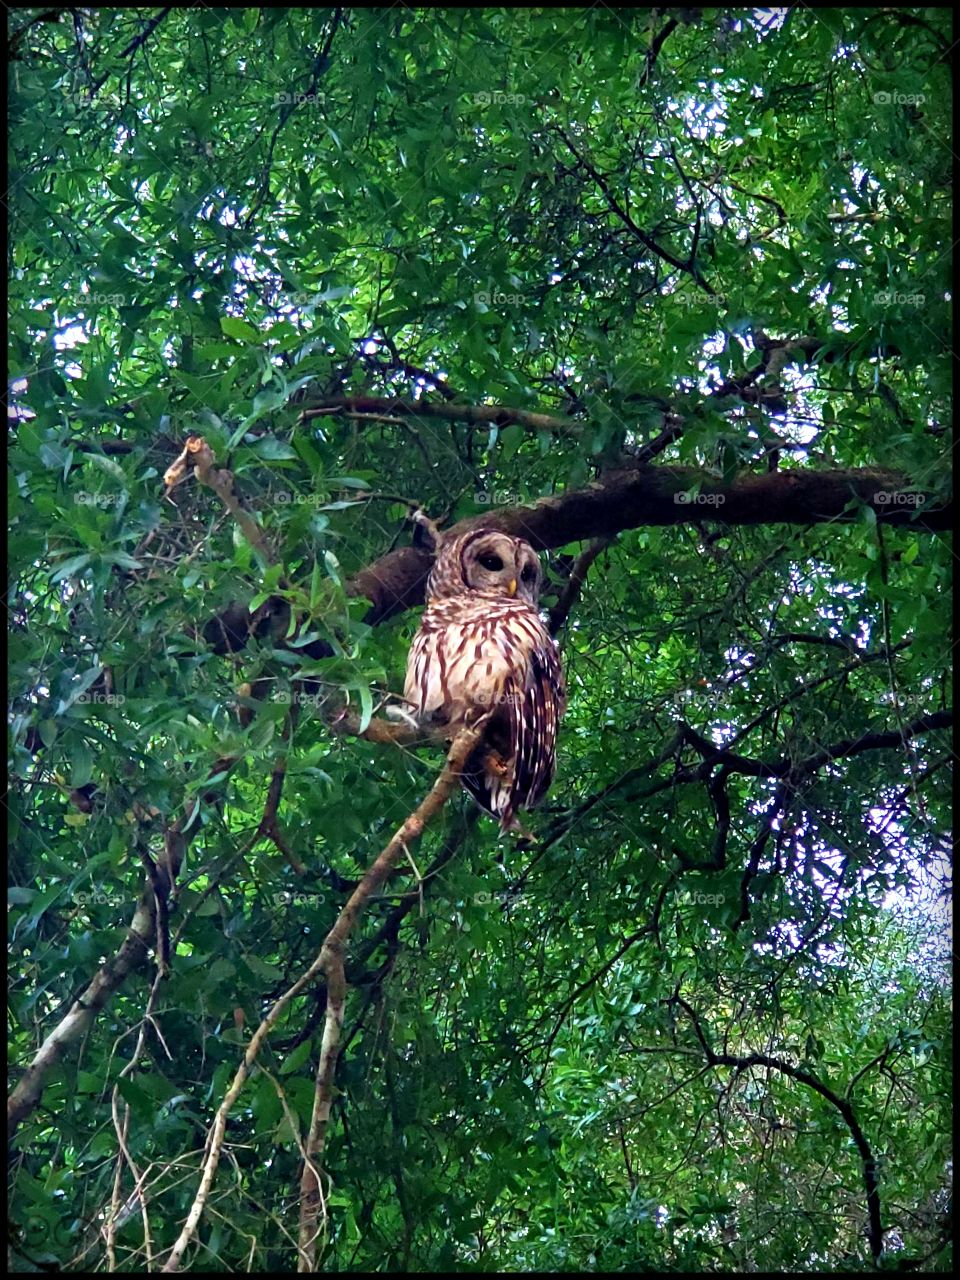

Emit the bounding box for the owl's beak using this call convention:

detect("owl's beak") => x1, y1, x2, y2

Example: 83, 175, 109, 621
507, 578, 517, 597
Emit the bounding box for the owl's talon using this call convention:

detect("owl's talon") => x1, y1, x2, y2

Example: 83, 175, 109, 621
484, 750, 512, 779
385, 704, 421, 730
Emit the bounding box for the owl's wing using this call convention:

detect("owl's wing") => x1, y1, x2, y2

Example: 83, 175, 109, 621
462, 613, 564, 832
507, 624, 565, 817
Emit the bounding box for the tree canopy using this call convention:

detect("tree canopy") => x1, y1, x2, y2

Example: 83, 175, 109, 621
8, 6, 952, 1273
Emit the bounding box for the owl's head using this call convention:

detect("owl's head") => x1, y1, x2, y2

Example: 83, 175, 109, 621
428, 528, 543, 604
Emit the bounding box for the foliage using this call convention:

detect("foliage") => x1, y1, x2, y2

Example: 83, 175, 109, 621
8, 7, 951, 1273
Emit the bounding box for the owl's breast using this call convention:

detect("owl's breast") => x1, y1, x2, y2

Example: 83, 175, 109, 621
404, 597, 545, 723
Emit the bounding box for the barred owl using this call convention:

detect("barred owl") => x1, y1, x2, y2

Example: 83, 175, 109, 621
404, 527, 565, 833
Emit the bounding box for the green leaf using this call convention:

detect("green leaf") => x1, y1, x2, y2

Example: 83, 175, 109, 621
221, 316, 261, 343
49, 554, 92, 582
279, 1039, 313, 1075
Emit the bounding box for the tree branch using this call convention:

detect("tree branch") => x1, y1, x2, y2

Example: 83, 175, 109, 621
6, 774, 236, 1141
299, 396, 581, 437
295, 724, 484, 1270
341, 464, 949, 629
556, 125, 716, 293
673, 996, 884, 1263
547, 537, 613, 635
160, 725, 482, 1273
89, 7, 175, 96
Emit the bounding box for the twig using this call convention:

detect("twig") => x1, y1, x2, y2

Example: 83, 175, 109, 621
163, 436, 275, 567
257, 757, 307, 876
89, 7, 174, 97
556, 125, 716, 293
548, 537, 613, 635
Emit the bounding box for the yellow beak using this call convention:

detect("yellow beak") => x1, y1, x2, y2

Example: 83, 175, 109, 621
507, 579, 517, 597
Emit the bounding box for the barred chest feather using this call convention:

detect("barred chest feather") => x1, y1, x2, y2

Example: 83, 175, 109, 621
404, 594, 554, 725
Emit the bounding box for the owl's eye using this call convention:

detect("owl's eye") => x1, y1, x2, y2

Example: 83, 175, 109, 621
521, 564, 536, 582
479, 553, 503, 571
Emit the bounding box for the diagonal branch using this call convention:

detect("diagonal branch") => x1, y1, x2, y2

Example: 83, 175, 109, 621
673, 996, 884, 1262
7, 762, 239, 1141
89, 7, 174, 97
547, 537, 614, 635
160, 724, 482, 1273
556, 125, 716, 293
296, 724, 484, 1270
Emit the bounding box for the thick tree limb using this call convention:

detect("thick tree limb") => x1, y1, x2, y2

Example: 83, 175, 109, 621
345, 464, 949, 627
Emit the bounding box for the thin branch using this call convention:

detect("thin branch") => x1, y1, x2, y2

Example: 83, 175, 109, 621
691, 709, 951, 781
299, 396, 581, 437
673, 996, 884, 1263
89, 8, 175, 96
638, 16, 680, 88
257, 756, 307, 876
548, 537, 613, 635
556, 125, 716, 293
